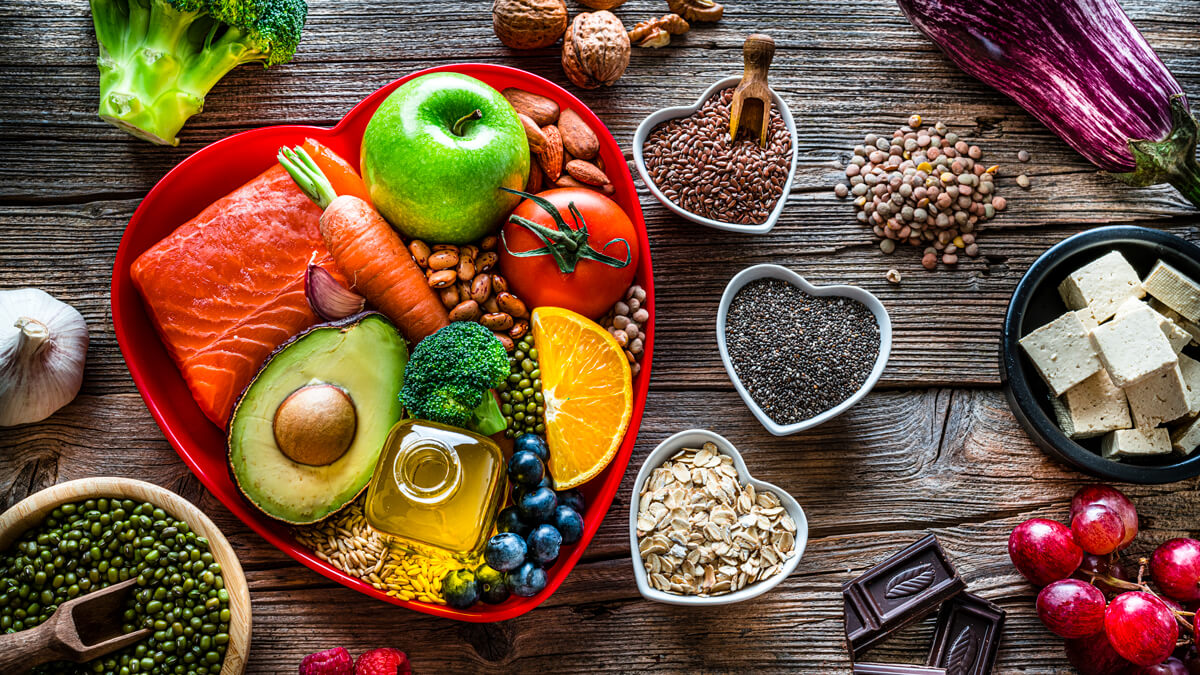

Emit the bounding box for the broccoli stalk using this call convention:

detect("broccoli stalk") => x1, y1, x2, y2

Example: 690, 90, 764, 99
400, 322, 511, 436
89, 0, 306, 146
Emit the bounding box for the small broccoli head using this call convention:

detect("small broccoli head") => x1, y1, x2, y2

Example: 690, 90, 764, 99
400, 322, 510, 429
204, 0, 307, 66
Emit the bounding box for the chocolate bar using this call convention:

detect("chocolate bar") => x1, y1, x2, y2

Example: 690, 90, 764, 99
925, 592, 1006, 675
843, 534, 965, 659
854, 665, 947, 675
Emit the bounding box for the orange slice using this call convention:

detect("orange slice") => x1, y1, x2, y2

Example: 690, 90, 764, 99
531, 306, 633, 490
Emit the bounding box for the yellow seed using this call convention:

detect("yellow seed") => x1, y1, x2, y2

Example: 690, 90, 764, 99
953, 236, 965, 248
916, 162, 932, 173
986, 165, 999, 174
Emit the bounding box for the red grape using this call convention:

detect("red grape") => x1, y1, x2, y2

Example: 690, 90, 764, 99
1010, 518, 1084, 586
1095, 560, 1137, 595
1072, 485, 1139, 550
1134, 658, 1188, 675
1080, 553, 1113, 577
1038, 579, 1107, 637
1065, 630, 1136, 675
1150, 538, 1200, 603
1180, 645, 1200, 675
1104, 592, 1180, 666
1073, 504, 1127, 555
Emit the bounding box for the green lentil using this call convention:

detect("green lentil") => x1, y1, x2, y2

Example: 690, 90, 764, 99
0, 499, 229, 674
499, 337, 545, 438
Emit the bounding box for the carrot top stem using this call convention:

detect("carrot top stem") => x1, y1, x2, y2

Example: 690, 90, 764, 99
278, 145, 338, 209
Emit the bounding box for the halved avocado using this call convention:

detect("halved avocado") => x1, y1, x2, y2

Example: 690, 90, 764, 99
228, 312, 408, 525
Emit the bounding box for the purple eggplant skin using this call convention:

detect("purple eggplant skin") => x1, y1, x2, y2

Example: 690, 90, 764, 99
896, 0, 1200, 206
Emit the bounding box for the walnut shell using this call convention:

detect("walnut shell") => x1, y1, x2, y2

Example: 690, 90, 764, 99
561, 11, 630, 89
492, 0, 568, 50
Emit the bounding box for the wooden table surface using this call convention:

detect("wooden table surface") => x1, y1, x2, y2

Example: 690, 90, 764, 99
2, 0, 1199, 672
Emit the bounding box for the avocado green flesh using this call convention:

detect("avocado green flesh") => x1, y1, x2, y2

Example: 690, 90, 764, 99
228, 314, 408, 525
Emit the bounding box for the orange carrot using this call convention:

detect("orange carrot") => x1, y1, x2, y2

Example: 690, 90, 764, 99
320, 195, 448, 343
279, 146, 448, 345
301, 138, 373, 205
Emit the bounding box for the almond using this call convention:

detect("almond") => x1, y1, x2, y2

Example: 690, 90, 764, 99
555, 174, 615, 195
558, 108, 599, 160
538, 124, 564, 181
518, 113, 547, 152
566, 159, 610, 186
502, 88, 560, 126
526, 160, 544, 192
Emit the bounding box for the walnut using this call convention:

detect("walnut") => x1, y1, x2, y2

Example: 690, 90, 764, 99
492, 0, 568, 50
667, 0, 724, 23
577, 0, 628, 9
629, 14, 689, 48
561, 11, 630, 90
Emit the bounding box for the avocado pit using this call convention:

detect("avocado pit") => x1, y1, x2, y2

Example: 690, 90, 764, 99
273, 384, 357, 466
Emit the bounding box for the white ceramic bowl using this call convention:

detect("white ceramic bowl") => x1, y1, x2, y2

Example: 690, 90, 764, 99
632, 76, 798, 235
628, 429, 808, 606
717, 264, 892, 436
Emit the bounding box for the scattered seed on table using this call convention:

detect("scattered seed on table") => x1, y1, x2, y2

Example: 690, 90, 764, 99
1018, 150, 1031, 162
886, 269, 902, 284
835, 183, 849, 198
724, 278, 880, 424
1017, 174, 1031, 189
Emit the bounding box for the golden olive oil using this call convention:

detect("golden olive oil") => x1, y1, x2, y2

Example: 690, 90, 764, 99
364, 420, 506, 559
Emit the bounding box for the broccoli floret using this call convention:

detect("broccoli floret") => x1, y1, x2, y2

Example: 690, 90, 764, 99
89, 0, 307, 145
400, 322, 511, 435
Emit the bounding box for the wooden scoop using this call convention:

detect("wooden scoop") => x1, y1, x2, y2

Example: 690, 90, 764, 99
0, 578, 151, 674
729, 34, 776, 147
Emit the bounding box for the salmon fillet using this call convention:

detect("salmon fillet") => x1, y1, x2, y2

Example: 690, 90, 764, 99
131, 164, 334, 428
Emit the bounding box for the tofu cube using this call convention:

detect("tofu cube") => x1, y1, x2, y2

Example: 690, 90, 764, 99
1058, 251, 1146, 322
1115, 298, 1191, 352
1150, 298, 1200, 346
1126, 365, 1191, 427
1143, 260, 1200, 323
1056, 367, 1128, 437
1019, 311, 1103, 396
1055, 370, 1132, 439
1088, 303, 1177, 387
1075, 308, 1100, 331
1171, 416, 1200, 456
1178, 352, 1200, 416
1101, 426, 1172, 460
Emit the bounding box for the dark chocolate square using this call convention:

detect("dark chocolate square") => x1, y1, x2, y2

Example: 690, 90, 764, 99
925, 592, 1006, 675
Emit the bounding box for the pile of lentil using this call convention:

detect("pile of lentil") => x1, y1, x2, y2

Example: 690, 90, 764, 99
725, 278, 880, 424
836, 116, 1010, 269
0, 499, 229, 674
643, 87, 792, 225
293, 498, 458, 605
498, 336, 545, 438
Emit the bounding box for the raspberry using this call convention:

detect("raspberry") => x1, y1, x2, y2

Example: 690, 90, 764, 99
355, 647, 412, 675
299, 647, 354, 675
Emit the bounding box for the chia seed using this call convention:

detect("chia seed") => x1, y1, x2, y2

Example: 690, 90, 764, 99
725, 278, 881, 424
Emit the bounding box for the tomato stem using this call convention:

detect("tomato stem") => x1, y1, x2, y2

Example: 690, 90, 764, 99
499, 187, 631, 274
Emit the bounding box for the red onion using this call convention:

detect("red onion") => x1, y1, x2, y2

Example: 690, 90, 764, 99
305, 264, 365, 321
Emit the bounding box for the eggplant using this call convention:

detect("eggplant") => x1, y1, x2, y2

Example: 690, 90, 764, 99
896, 0, 1200, 206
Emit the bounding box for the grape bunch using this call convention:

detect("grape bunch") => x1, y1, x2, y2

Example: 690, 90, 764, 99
1008, 485, 1200, 674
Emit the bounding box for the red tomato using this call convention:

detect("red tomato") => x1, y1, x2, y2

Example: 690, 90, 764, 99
499, 188, 639, 319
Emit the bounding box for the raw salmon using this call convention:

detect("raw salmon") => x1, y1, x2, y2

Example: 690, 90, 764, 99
131, 163, 337, 428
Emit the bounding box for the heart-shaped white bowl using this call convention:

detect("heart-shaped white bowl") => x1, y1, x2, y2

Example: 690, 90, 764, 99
629, 429, 808, 606
632, 75, 798, 235
717, 264, 892, 436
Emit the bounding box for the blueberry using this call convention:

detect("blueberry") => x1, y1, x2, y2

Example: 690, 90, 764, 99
517, 486, 557, 524
507, 562, 547, 597
556, 489, 585, 514
514, 434, 550, 462
497, 506, 531, 538
475, 563, 510, 605
526, 524, 562, 567
441, 569, 478, 609
507, 450, 545, 487
484, 533, 526, 572
553, 505, 584, 545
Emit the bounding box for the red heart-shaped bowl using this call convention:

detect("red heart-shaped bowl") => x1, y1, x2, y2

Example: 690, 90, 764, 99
111, 64, 653, 622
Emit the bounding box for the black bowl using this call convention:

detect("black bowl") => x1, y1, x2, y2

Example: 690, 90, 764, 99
1001, 226, 1200, 484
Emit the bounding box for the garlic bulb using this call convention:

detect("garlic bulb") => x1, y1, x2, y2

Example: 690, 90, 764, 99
0, 289, 89, 426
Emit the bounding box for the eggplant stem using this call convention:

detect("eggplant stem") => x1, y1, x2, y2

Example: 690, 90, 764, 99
1115, 96, 1200, 207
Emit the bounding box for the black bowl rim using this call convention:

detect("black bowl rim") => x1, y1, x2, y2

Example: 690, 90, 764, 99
1001, 225, 1200, 484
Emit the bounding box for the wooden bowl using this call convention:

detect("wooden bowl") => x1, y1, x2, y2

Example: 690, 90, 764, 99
0, 478, 251, 674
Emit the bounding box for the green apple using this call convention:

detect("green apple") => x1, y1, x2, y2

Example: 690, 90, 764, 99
361, 72, 530, 244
